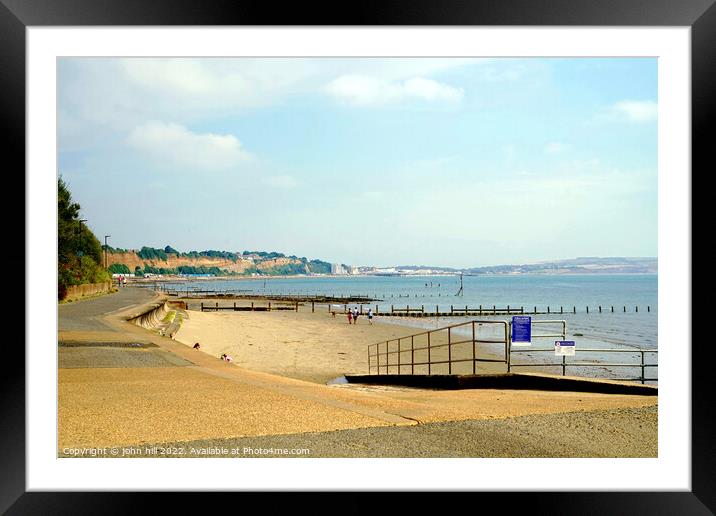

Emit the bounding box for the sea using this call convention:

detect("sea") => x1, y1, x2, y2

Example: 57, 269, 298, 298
159, 274, 658, 383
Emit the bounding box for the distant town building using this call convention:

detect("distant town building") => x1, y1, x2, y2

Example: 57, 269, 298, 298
348, 266, 359, 275
331, 263, 345, 275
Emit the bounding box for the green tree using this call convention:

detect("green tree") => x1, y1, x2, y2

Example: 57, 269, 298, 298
57, 177, 110, 299
108, 263, 131, 275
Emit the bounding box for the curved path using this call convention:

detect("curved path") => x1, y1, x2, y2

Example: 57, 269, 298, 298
57, 286, 658, 457
58, 287, 156, 332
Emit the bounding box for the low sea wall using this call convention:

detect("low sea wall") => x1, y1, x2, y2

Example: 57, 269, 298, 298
62, 281, 113, 302
126, 297, 186, 336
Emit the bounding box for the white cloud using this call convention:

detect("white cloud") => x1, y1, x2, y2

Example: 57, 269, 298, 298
544, 142, 570, 154
263, 175, 297, 188
610, 100, 658, 122
324, 75, 464, 106
126, 121, 253, 170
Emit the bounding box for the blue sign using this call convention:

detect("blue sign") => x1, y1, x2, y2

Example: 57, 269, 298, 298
511, 316, 532, 346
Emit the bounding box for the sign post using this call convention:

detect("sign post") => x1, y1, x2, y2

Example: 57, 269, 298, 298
511, 316, 532, 346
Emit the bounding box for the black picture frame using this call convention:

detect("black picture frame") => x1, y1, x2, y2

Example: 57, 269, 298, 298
6, 0, 708, 512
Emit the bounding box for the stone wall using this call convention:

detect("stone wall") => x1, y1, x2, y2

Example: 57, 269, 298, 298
62, 281, 114, 301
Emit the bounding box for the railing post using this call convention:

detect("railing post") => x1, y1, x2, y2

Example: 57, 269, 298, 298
562, 355, 566, 376
368, 345, 371, 374
472, 321, 476, 375
268, 302, 271, 311
201, 302, 204, 311
448, 327, 452, 374
397, 339, 401, 374
641, 351, 645, 384
506, 322, 511, 373
427, 332, 431, 375
411, 336, 415, 374
312, 301, 315, 313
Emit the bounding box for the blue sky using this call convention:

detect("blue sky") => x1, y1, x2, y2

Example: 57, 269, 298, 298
58, 58, 657, 268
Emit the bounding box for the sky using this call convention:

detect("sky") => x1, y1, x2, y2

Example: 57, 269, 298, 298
58, 57, 657, 268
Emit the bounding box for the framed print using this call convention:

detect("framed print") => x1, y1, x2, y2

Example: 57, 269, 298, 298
6, 0, 710, 511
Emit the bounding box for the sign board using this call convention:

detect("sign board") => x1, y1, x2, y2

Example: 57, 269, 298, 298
511, 316, 532, 346
555, 340, 576, 356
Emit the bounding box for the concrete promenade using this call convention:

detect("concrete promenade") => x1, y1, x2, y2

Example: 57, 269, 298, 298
58, 287, 657, 457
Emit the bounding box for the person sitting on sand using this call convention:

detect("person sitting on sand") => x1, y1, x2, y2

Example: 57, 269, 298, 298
193, 343, 201, 350
220, 353, 227, 360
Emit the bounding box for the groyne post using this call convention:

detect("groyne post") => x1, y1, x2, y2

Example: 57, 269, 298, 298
312, 301, 315, 313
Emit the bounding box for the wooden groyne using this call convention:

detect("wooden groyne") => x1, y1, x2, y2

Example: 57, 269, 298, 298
193, 301, 653, 316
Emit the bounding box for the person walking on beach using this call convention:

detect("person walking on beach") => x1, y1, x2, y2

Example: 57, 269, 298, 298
347, 309, 353, 324
367, 308, 373, 325
353, 307, 359, 324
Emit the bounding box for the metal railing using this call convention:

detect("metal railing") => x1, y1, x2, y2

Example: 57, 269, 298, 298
509, 347, 658, 384
368, 320, 509, 375
367, 318, 658, 384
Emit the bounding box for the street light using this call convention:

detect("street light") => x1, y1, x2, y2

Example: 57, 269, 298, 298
77, 219, 87, 257
104, 235, 111, 269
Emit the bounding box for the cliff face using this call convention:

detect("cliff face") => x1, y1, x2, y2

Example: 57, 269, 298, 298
107, 251, 307, 274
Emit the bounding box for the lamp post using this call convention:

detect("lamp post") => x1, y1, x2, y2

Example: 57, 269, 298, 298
104, 235, 111, 269
77, 219, 87, 257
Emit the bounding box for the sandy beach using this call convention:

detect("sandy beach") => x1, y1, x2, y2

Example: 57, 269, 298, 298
174, 304, 508, 384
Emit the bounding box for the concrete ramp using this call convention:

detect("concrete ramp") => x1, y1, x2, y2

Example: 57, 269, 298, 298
343, 373, 657, 396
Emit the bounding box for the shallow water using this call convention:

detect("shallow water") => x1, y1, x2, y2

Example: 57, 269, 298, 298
163, 274, 658, 382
